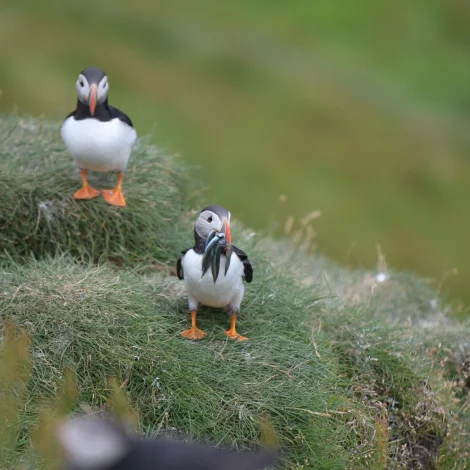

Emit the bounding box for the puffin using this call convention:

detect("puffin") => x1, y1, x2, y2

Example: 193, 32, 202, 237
57, 414, 278, 470
60, 67, 137, 207
177, 205, 253, 341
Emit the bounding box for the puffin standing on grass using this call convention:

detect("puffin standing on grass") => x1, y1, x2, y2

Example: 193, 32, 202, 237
61, 67, 137, 207
177, 205, 253, 341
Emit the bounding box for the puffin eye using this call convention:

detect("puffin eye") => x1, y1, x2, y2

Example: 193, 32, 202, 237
207, 216, 213, 223
79, 80, 84, 87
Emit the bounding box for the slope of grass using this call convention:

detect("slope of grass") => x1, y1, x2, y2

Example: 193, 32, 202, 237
1, 115, 469, 469
0, 115, 196, 268
0, 255, 361, 469
262, 242, 470, 468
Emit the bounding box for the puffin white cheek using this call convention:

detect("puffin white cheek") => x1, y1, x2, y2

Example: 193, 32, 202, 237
97, 79, 109, 103
98, 89, 108, 103
76, 84, 90, 103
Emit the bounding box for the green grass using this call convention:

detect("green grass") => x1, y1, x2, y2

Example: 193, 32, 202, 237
0, 255, 354, 469
0, 115, 196, 268
1, 0, 470, 306
1, 115, 470, 468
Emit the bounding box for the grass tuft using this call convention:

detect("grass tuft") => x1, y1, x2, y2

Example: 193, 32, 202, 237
0, 115, 197, 269
0, 255, 357, 469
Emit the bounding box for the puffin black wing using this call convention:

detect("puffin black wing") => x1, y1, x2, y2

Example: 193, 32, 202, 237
64, 109, 76, 120
177, 249, 190, 280
109, 104, 134, 127
131, 439, 278, 470
232, 245, 253, 283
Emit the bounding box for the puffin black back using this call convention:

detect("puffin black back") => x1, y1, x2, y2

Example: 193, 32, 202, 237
109, 439, 278, 470
58, 415, 278, 470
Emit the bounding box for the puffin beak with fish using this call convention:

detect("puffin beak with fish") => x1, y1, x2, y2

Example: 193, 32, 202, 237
61, 67, 137, 207
177, 205, 253, 341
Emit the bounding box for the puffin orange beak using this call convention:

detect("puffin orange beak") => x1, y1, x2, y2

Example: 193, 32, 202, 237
89, 84, 98, 116
221, 219, 232, 245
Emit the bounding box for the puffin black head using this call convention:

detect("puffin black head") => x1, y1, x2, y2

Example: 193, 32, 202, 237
195, 205, 232, 245
76, 67, 109, 116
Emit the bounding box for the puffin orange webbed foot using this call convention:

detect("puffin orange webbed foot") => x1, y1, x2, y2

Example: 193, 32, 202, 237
74, 185, 100, 200
74, 169, 100, 200
181, 311, 206, 340
225, 315, 248, 341
181, 327, 207, 340
225, 330, 248, 341
102, 188, 126, 207
102, 171, 126, 207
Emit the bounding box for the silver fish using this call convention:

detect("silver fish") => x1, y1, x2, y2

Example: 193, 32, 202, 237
212, 243, 222, 283
224, 246, 233, 275
204, 233, 221, 254
205, 230, 217, 250
202, 240, 217, 278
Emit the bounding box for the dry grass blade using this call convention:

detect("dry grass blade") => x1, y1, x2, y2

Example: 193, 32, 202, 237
0, 321, 32, 468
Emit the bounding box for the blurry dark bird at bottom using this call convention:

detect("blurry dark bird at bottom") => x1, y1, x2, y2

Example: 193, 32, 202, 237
58, 414, 279, 470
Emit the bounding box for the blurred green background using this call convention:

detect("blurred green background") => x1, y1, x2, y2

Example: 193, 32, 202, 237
1, 0, 469, 306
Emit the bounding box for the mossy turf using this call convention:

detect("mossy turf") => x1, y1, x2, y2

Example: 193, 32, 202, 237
1, 115, 469, 469
0, 115, 196, 268
1, 255, 358, 469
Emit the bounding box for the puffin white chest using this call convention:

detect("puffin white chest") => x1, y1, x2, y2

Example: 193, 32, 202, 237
181, 249, 245, 310
61, 117, 137, 172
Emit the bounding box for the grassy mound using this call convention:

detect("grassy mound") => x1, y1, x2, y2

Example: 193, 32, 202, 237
1, 114, 469, 469
0, 114, 196, 268
1, 252, 469, 468
1, 255, 362, 469
270, 244, 470, 468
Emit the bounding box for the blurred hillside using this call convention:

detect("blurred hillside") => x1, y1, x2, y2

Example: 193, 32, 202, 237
1, 0, 469, 307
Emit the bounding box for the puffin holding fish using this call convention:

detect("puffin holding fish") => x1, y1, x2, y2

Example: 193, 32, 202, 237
61, 67, 137, 207
177, 205, 253, 341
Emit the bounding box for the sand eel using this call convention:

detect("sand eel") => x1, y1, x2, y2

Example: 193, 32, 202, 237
61, 67, 137, 207
177, 205, 253, 341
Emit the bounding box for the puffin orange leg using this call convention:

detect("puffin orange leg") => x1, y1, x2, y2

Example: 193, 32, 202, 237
74, 169, 100, 200
181, 311, 206, 340
102, 172, 126, 207
225, 315, 248, 341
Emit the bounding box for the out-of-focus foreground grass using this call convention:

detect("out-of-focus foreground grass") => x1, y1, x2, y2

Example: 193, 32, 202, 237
1, 0, 470, 307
